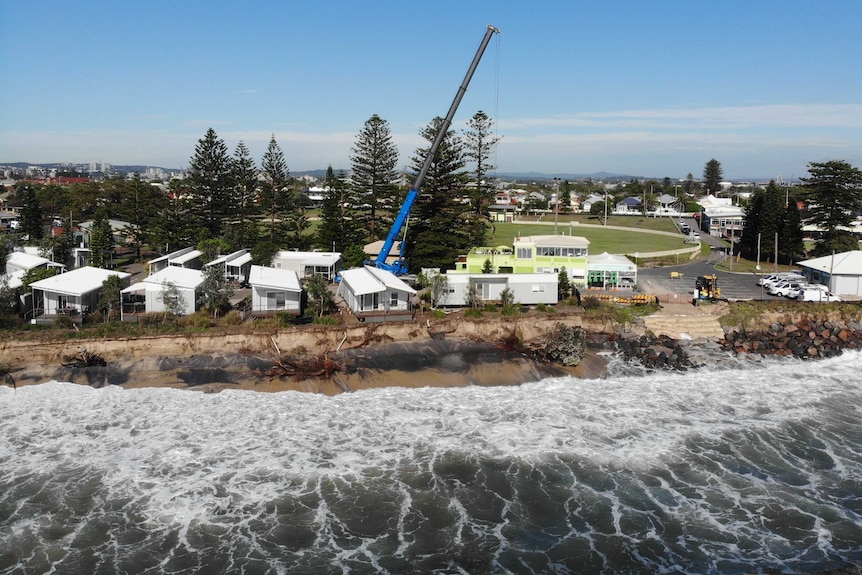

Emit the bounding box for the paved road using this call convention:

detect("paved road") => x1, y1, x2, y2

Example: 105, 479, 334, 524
637, 247, 784, 302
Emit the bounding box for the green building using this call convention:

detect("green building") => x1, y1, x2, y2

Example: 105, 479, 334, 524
452, 235, 590, 287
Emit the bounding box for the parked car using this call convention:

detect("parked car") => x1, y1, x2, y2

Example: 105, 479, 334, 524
770, 280, 807, 297
760, 272, 803, 288
795, 288, 841, 302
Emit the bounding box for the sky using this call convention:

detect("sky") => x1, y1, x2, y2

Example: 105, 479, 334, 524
1, 0, 861, 181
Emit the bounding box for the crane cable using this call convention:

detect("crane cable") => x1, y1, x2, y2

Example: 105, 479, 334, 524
492, 30, 501, 183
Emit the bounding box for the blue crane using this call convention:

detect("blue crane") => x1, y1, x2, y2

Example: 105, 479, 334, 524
372, 24, 500, 275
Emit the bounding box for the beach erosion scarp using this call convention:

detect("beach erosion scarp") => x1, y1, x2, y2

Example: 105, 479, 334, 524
0, 310, 616, 393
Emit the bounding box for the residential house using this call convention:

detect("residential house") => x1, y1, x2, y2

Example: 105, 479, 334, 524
614, 197, 642, 214
77, 219, 137, 247
205, 249, 253, 284
336, 266, 416, 322
28, 266, 130, 323
452, 235, 590, 288
6, 251, 52, 276
797, 250, 862, 300
148, 247, 203, 275
440, 273, 558, 307
0, 210, 19, 230
248, 265, 302, 316
580, 193, 604, 213
121, 266, 204, 318
655, 193, 680, 215
4, 251, 65, 290
271, 250, 342, 281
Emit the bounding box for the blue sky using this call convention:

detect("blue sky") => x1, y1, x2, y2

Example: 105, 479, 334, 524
1, 0, 860, 180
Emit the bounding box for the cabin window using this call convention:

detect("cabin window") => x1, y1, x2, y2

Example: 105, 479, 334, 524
267, 291, 286, 309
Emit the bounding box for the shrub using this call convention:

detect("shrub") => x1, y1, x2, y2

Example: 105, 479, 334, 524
221, 310, 244, 326
54, 316, 75, 329
432, 310, 447, 319
465, 308, 484, 318
535, 303, 555, 313
313, 316, 339, 326
502, 304, 520, 316
179, 312, 213, 331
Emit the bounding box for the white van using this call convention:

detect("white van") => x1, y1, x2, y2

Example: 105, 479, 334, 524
796, 288, 841, 302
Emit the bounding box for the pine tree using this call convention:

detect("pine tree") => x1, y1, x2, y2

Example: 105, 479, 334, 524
88, 212, 114, 268
405, 116, 470, 271
231, 141, 259, 247
703, 159, 723, 196
149, 183, 197, 254
18, 183, 43, 241
802, 160, 862, 256
260, 135, 291, 243
350, 114, 399, 242
463, 110, 500, 247
780, 201, 805, 264
187, 128, 234, 239
739, 181, 785, 262
316, 167, 358, 252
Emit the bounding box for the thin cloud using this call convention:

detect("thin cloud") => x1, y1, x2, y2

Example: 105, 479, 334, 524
499, 104, 862, 131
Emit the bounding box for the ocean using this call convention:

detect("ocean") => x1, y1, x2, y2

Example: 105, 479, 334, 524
1, 351, 861, 574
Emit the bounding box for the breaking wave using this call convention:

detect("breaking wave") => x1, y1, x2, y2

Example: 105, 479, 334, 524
1, 351, 861, 574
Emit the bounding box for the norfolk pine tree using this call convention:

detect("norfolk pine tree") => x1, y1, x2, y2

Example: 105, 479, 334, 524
405, 116, 470, 271
703, 159, 723, 196
350, 115, 400, 242
187, 128, 234, 239
316, 167, 359, 252
260, 135, 291, 243
463, 110, 500, 247
230, 141, 260, 248
88, 211, 114, 269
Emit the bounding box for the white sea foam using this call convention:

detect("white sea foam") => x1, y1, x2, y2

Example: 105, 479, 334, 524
1, 351, 861, 574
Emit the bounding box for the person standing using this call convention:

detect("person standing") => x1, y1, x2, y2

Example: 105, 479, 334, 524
692, 288, 699, 306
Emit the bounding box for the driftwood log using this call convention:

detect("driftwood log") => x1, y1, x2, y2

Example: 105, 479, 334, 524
265, 354, 339, 380
61, 349, 107, 368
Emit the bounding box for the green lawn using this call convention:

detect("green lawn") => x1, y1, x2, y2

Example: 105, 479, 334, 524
489, 220, 686, 254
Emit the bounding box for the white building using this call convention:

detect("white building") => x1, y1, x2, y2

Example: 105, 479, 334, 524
440, 273, 558, 307
148, 247, 203, 274
797, 250, 862, 300
205, 249, 253, 284
248, 265, 302, 316
271, 251, 342, 281
29, 266, 130, 322
121, 266, 204, 317
336, 266, 416, 322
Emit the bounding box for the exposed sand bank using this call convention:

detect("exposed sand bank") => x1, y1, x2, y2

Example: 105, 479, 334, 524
1, 312, 613, 393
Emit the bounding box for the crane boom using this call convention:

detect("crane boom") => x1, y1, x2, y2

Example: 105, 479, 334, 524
374, 24, 500, 275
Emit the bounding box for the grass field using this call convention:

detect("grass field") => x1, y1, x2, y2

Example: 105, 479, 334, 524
489, 219, 687, 254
